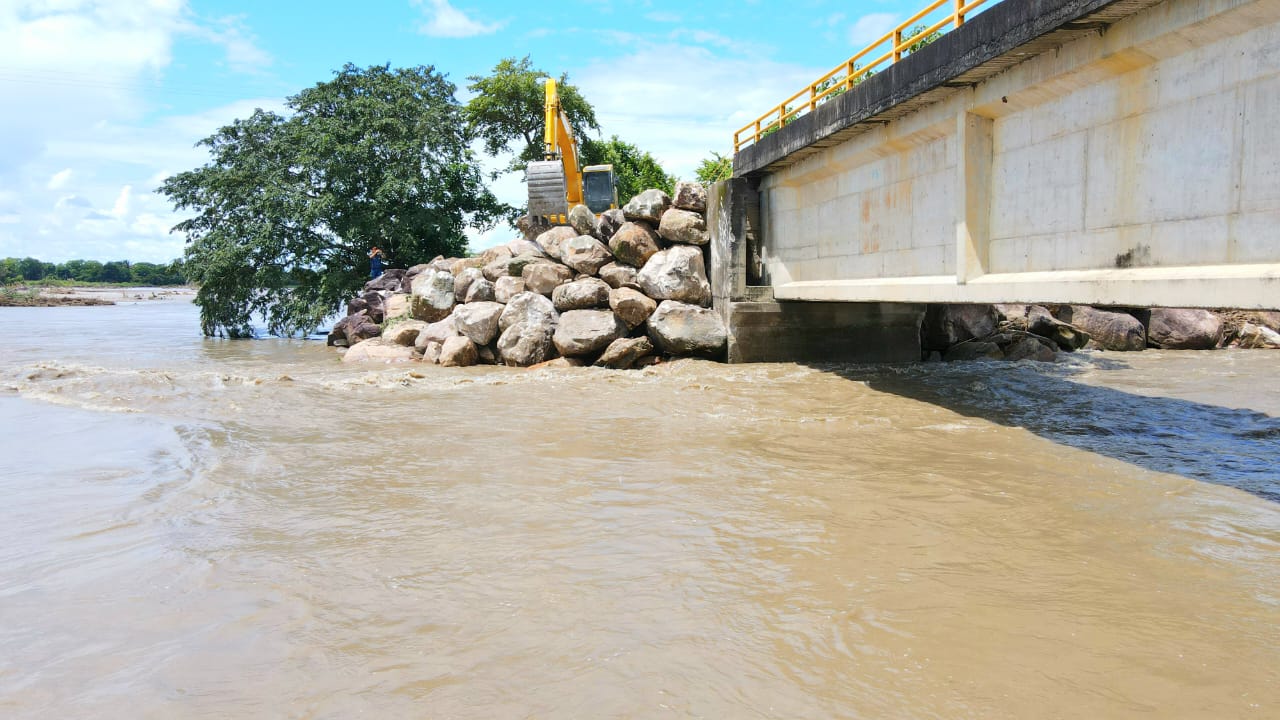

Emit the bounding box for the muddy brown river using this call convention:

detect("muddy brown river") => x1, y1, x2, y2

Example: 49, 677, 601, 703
1, 300, 1276, 718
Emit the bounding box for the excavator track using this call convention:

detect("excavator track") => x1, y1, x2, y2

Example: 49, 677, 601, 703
527, 161, 569, 221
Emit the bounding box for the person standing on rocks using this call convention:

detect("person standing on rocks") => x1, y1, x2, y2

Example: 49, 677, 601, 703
368, 246, 385, 278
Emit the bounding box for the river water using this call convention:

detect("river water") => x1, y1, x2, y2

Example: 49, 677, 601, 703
1, 299, 1277, 718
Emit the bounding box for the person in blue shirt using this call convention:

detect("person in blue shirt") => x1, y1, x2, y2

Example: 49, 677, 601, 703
368, 246, 385, 278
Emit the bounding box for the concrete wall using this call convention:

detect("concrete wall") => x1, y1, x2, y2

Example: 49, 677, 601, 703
754, 0, 1280, 308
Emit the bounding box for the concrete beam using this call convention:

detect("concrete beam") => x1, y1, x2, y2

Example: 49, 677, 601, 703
772, 264, 1280, 309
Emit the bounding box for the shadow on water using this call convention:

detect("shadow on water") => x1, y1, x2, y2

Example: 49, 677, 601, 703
814, 356, 1280, 503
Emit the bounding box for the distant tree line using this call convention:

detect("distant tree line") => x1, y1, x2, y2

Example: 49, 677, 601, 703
0, 257, 187, 285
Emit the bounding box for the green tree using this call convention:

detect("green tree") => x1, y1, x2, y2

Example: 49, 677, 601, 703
0, 258, 19, 284
100, 260, 131, 283
580, 136, 675, 205
18, 257, 45, 281
464, 56, 599, 177
695, 151, 734, 184
903, 24, 941, 55
161, 63, 502, 337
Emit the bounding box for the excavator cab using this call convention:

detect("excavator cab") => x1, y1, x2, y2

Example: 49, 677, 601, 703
581, 165, 617, 214
527, 79, 617, 224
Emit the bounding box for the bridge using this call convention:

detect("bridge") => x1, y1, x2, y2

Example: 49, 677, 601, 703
710, 0, 1280, 362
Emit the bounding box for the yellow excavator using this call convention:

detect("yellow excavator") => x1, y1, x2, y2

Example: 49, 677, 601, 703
526, 79, 617, 224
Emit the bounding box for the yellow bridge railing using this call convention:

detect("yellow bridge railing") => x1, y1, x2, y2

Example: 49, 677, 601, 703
733, 0, 998, 152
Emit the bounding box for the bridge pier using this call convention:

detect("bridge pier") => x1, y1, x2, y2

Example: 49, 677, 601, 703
709, 178, 925, 363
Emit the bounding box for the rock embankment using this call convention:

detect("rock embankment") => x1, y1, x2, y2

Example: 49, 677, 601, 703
922, 304, 1280, 361
329, 183, 727, 368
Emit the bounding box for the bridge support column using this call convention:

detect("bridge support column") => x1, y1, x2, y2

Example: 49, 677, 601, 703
956, 111, 993, 283
710, 178, 924, 363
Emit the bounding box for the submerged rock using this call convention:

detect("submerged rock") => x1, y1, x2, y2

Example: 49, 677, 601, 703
646, 300, 726, 357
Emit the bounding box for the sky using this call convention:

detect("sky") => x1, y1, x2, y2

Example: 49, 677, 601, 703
0, 0, 929, 263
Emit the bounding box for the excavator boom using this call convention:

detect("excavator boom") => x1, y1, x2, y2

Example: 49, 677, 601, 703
526, 78, 616, 223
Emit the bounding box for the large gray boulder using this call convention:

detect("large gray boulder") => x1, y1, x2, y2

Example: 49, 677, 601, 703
522, 262, 576, 296
355, 292, 385, 323
637, 245, 711, 306
516, 213, 551, 241
599, 262, 641, 291
921, 304, 998, 351
494, 276, 526, 304
568, 204, 597, 237
420, 340, 443, 365
561, 235, 614, 275
499, 292, 559, 333
552, 278, 611, 311
452, 301, 504, 345
342, 338, 415, 364
597, 208, 625, 241
1002, 334, 1058, 362
609, 287, 657, 329
333, 310, 381, 347
506, 252, 546, 277
453, 267, 484, 302
409, 270, 456, 322
1056, 306, 1145, 351
382, 292, 411, 321
439, 336, 479, 367
608, 222, 662, 268
553, 309, 627, 357
482, 256, 511, 282
448, 257, 484, 277
657, 208, 708, 245
425, 255, 457, 273
1027, 305, 1089, 351
464, 278, 496, 303
595, 336, 654, 369
1149, 308, 1222, 349
646, 300, 727, 356
943, 341, 1004, 362
364, 268, 406, 292
382, 319, 427, 346
623, 189, 671, 223
534, 226, 578, 261
497, 322, 555, 367
672, 181, 707, 213
415, 314, 461, 352
477, 246, 512, 267
506, 238, 545, 258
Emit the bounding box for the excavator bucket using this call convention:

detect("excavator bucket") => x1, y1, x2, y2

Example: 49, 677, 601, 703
527, 160, 569, 220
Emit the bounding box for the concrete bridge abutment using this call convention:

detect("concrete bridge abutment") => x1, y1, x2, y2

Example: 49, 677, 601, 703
715, 0, 1280, 363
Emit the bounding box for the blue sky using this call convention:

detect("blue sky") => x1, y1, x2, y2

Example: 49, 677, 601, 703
0, 0, 927, 263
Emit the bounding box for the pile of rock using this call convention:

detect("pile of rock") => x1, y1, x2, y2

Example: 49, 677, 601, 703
328, 182, 728, 368
922, 304, 1280, 361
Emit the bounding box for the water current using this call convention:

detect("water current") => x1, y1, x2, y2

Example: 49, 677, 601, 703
1, 299, 1277, 718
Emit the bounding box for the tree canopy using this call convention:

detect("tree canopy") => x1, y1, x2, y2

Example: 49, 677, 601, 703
162, 63, 503, 337
695, 152, 734, 184
464, 56, 599, 177
580, 136, 676, 205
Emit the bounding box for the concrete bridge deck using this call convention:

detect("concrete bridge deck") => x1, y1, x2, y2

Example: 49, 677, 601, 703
713, 0, 1280, 361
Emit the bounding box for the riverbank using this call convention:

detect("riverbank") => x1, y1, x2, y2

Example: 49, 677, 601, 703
0, 285, 195, 307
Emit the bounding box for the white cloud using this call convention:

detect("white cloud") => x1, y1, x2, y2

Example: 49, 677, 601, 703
0, 2, 278, 263
413, 0, 503, 38
575, 43, 821, 179
849, 12, 899, 48
47, 169, 73, 190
